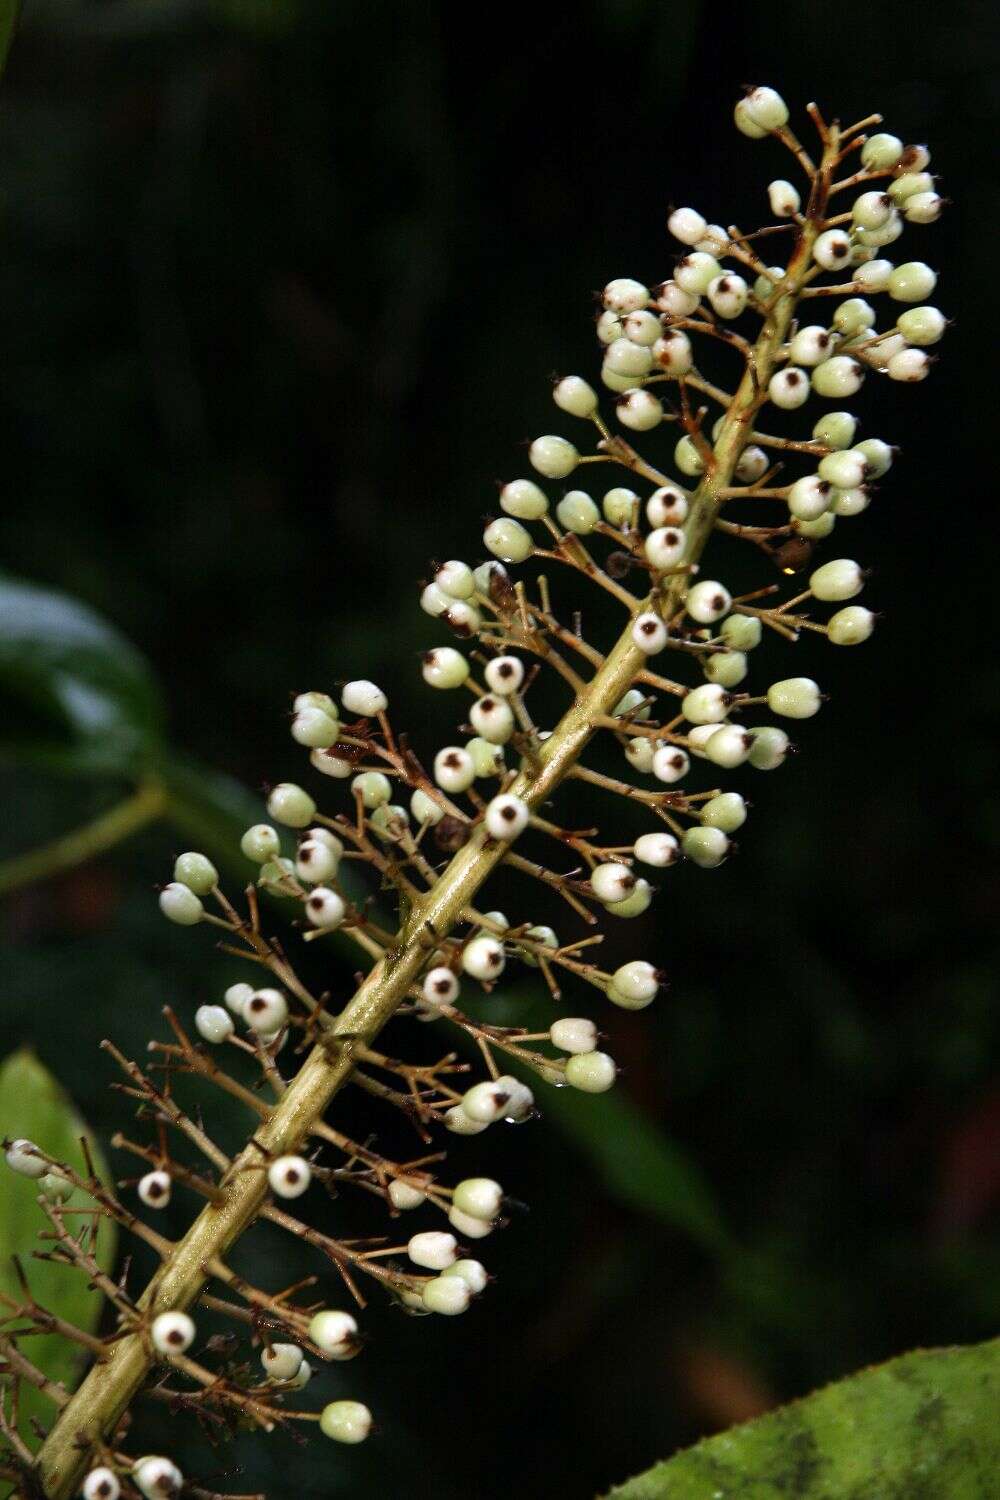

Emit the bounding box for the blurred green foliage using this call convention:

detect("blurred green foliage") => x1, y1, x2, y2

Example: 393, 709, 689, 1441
0, 1, 997, 1496
0, 1050, 116, 1467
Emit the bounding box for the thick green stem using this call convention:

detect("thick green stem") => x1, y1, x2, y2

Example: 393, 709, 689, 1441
0, 780, 167, 897
36, 126, 837, 1498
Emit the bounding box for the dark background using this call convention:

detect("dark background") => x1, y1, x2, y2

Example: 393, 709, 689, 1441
2, 1, 998, 1496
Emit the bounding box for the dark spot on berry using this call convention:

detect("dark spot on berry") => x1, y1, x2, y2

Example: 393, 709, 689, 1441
832, 241, 848, 257
497, 662, 515, 678
500, 805, 517, 821
785, 371, 801, 386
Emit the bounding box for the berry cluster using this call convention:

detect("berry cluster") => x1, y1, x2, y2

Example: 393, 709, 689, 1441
2, 88, 944, 1500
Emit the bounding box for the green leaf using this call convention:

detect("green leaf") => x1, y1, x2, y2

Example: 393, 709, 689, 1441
605, 1337, 1000, 1499
541, 1084, 729, 1255
0, 574, 165, 775
0, 1049, 118, 1450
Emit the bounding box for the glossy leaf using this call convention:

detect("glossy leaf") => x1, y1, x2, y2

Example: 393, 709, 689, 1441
0, 1049, 117, 1448
606, 1337, 1000, 1498
0, 574, 164, 774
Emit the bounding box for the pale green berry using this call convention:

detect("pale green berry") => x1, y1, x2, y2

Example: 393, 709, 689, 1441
767, 677, 822, 718
668, 206, 707, 244
597, 309, 624, 344
521, 924, 559, 968
687, 723, 723, 757
500, 479, 548, 520
813, 229, 852, 272
603, 487, 639, 527
551, 1016, 600, 1056
645, 526, 685, 572
795, 512, 837, 539
734, 97, 768, 138
818, 449, 868, 489
736, 445, 768, 483
601, 364, 638, 394
342, 679, 388, 716
810, 558, 863, 601
442, 1258, 488, 1295
605, 877, 652, 918
295, 690, 337, 718
896, 305, 945, 345
707, 273, 748, 319
261, 1343, 304, 1381
721, 613, 762, 651
553, 375, 598, 418
654, 278, 700, 318
704, 724, 753, 768
888, 347, 931, 382
603, 337, 654, 379
40, 1171, 73, 1202
742, 85, 788, 130
257, 857, 297, 893
769, 367, 810, 409
444, 1105, 488, 1135
474, 559, 508, 594
631, 611, 668, 655
686, 580, 732, 624
296, 836, 338, 883
173, 851, 218, 895
652, 743, 690, 783
352, 771, 392, 808
854, 437, 893, 476
530, 435, 578, 478
653, 328, 693, 376
811, 356, 864, 398
590, 862, 637, 905
484, 792, 528, 841
466, 736, 505, 778
566, 1050, 616, 1092
618, 387, 665, 431
748, 725, 790, 770
484, 516, 533, 563
159, 882, 203, 926
701, 791, 747, 833
469, 694, 515, 744
434, 746, 475, 793
767, 178, 800, 216
832, 486, 871, 517
267, 783, 316, 828
370, 804, 409, 842
622, 309, 662, 346
409, 1231, 456, 1270
888, 170, 934, 204
310, 747, 353, 779
615, 688, 651, 721
5, 1138, 46, 1178
423, 1275, 471, 1315
432, 559, 473, 600
195, 1004, 234, 1044
828, 605, 876, 645
624, 736, 655, 774
608, 959, 659, 1010
309, 1308, 359, 1355
291, 706, 339, 748
461, 935, 506, 983
903, 190, 943, 224
245, 987, 288, 1031
241, 824, 280, 863
319, 1401, 372, 1444
224, 982, 253, 1017
888, 261, 937, 302
557, 489, 601, 534
860, 132, 904, 170
788, 475, 833, 521
683, 683, 728, 724
603, 277, 650, 314
851, 190, 893, 230
421, 647, 469, 690
754, 265, 785, 300
703, 650, 747, 688
388, 1179, 427, 1211
634, 831, 679, 867
854, 209, 903, 249
682, 825, 730, 868
789, 326, 835, 367
812, 410, 857, 449
453, 1177, 502, 1221
853, 258, 894, 293
832, 298, 875, 337
674, 252, 722, 295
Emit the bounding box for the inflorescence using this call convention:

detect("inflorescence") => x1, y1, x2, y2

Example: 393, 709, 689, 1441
1, 86, 945, 1500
